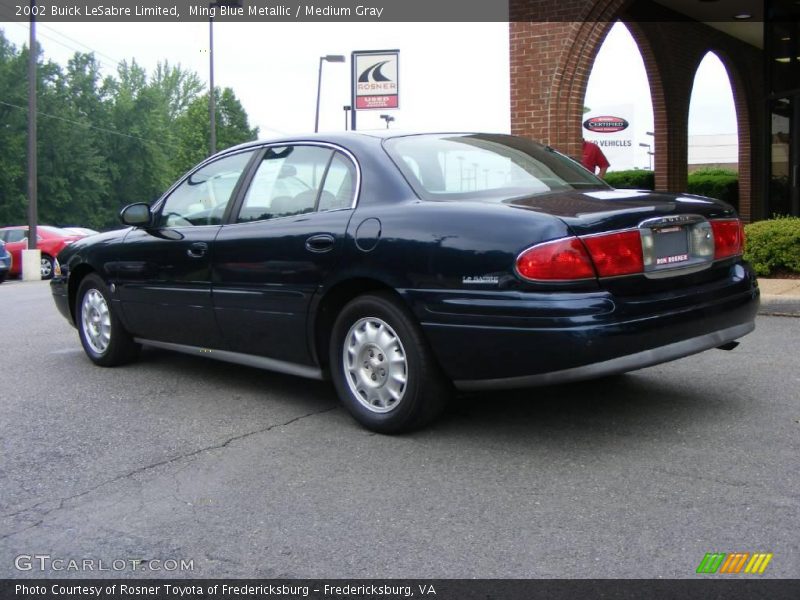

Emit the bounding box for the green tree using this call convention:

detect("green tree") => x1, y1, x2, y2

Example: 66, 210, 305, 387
0, 30, 258, 230
151, 60, 204, 121
40, 52, 114, 229
173, 87, 259, 176
102, 59, 181, 215
0, 31, 28, 226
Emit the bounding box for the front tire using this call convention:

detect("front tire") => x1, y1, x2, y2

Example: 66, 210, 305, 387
330, 292, 449, 433
76, 274, 140, 366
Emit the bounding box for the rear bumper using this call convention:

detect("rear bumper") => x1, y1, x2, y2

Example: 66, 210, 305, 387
403, 264, 760, 389
454, 321, 753, 390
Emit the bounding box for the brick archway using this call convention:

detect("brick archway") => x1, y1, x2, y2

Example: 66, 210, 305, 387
624, 22, 674, 191
509, 0, 631, 159
702, 49, 759, 222
510, 0, 765, 220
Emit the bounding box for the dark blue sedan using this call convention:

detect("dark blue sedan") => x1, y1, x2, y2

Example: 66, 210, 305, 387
50, 133, 759, 432
0, 239, 10, 283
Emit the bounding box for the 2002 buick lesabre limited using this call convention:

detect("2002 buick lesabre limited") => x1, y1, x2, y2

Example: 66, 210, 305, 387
51, 132, 759, 432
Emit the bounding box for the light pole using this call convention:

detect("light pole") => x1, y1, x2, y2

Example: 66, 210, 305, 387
639, 142, 654, 170
315, 55, 345, 133
27, 0, 37, 252
379, 114, 395, 129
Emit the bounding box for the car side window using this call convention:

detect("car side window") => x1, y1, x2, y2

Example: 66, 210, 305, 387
157, 151, 254, 227
6, 230, 27, 243
318, 152, 357, 211
237, 146, 336, 223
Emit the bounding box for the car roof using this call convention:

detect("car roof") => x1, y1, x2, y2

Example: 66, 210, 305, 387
0, 225, 68, 235
218, 131, 489, 156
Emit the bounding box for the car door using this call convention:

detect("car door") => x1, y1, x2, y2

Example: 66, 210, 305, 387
2, 229, 28, 275
115, 149, 257, 348
213, 144, 358, 365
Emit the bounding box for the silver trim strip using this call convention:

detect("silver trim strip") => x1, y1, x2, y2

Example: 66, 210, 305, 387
454, 321, 755, 391
638, 214, 706, 229
134, 338, 324, 380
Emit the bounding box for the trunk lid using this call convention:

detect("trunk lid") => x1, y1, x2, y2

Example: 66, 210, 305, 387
504, 188, 736, 235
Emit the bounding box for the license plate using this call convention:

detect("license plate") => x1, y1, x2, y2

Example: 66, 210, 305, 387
652, 226, 689, 265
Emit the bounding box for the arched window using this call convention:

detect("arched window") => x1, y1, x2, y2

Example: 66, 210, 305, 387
584, 22, 655, 173
688, 52, 739, 175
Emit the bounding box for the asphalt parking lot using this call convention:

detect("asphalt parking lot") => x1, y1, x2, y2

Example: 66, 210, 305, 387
0, 279, 798, 579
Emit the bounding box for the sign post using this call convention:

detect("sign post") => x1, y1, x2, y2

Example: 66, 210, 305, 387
351, 49, 399, 131
23, 0, 41, 281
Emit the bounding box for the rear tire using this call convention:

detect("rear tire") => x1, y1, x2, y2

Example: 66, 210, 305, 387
330, 292, 450, 433
41, 254, 54, 280
76, 274, 140, 366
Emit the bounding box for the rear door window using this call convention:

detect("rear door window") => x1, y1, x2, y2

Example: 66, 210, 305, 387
238, 145, 353, 222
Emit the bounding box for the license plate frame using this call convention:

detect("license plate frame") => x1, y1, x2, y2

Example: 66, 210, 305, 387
639, 214, 714, 279
652, 225, 690, 266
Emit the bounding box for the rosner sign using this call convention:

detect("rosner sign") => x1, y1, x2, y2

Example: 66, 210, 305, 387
352, 50, 400, 111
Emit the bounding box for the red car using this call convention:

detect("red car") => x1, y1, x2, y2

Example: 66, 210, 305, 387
0, 226, 85, 280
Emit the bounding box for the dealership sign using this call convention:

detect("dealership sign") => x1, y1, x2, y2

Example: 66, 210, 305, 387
352, 50, 399, 110
583, 115, 629, 133
582, 105, 636, 170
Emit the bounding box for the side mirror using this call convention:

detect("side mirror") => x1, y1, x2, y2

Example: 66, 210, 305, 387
120, 203, 153, 227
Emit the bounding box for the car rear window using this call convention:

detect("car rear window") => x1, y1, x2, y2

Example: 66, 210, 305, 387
383, 133, 609, 201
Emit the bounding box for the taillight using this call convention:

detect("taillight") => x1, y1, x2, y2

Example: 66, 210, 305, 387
515, 219, 740, 283
710, 219, 743, 259
581, 230, 644, 277
516, 237, 596, 281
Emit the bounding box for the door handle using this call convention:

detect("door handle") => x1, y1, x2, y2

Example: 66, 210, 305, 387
305, 234, 335, 253
186, 242, 208, 258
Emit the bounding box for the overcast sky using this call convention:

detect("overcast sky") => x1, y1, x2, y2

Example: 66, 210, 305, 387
1, 21, 739, 169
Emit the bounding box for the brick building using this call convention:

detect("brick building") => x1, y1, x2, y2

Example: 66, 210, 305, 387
509, 0, 800, 222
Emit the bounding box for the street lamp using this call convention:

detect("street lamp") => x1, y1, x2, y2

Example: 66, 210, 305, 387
315, 55, 345, 133
343, 105, 351, 131
380, 114, 395, 129
639, 142, 654, 170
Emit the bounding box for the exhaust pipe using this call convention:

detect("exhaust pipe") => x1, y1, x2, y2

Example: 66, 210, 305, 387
717, 341, 740, 351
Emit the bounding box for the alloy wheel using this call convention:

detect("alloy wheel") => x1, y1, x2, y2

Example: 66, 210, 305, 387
343, 317, 408, 413
81, 289, 111, 355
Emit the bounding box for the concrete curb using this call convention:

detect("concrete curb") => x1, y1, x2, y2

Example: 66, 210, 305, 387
759, 295, 800, 317
757, 278, 800, 317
